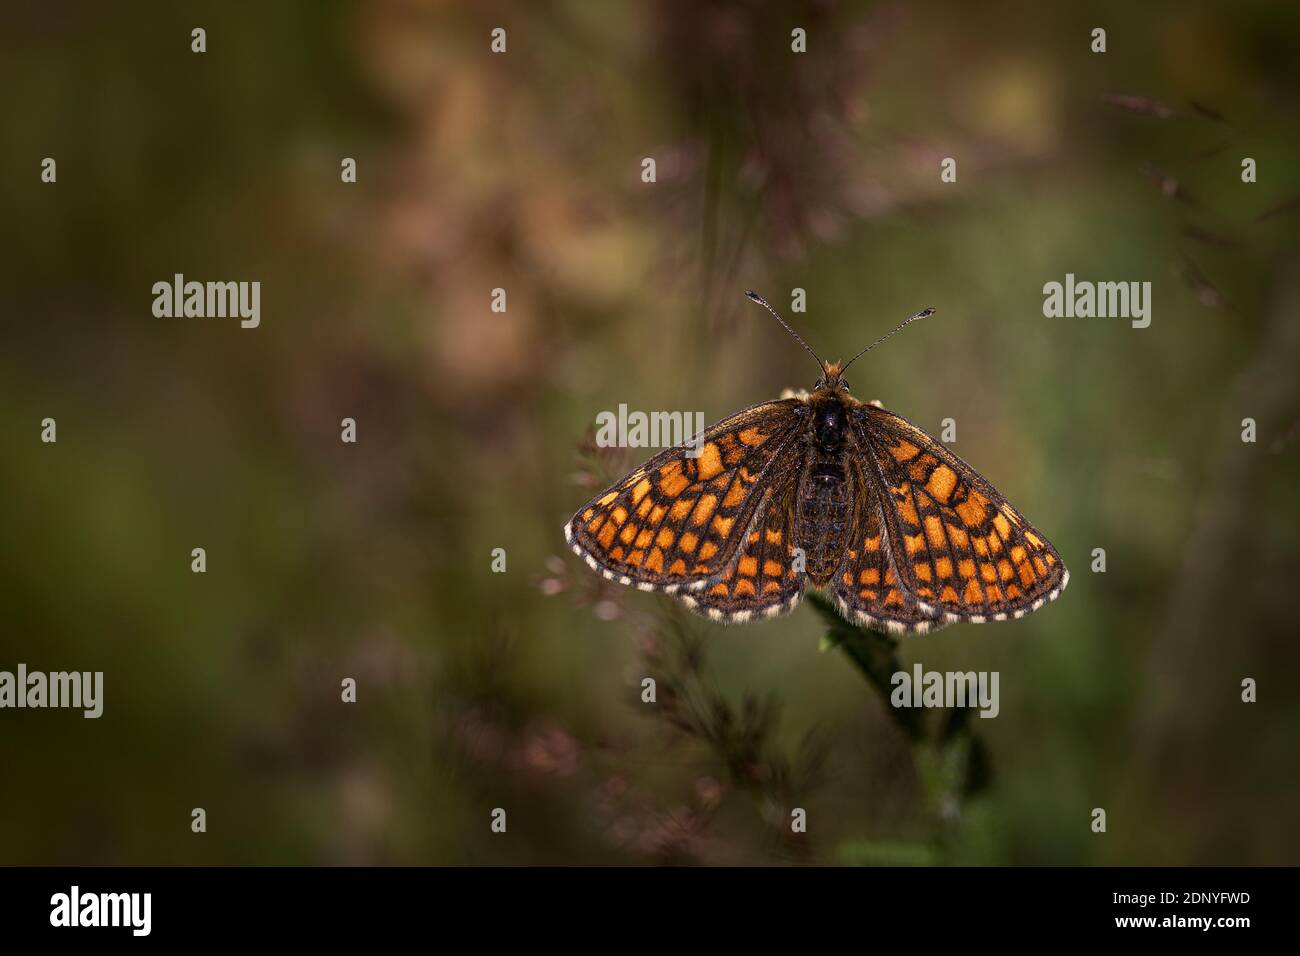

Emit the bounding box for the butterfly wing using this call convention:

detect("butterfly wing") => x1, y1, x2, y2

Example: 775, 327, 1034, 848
680, 465, 807, 623
565, 399, 806, 597
830, 453, 947, 635
851, 404, 1069, 626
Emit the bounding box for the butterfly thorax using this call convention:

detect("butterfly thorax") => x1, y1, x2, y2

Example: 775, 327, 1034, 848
797, 389, 858, 586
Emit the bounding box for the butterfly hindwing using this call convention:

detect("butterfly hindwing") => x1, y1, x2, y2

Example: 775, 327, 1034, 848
565, 400, 805, 594
854, 404, 1069, 625
681, 470, 807, 623
830, 458, 946, 634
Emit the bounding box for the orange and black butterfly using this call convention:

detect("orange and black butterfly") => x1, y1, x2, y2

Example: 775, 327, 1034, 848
563, 291, 1068, 635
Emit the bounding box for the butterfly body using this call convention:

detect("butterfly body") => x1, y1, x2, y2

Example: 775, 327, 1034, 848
798, 387, 858, 587
564, 295, 1068, 636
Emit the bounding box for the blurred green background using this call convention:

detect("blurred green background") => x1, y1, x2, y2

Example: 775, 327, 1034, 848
2, 0, 1298, 865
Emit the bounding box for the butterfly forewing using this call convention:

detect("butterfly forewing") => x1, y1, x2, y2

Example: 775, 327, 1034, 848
565, 400, 805, 594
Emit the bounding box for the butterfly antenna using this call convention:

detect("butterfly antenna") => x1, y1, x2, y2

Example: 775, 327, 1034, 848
744, 290, 828, 376
840, 307, 935, 374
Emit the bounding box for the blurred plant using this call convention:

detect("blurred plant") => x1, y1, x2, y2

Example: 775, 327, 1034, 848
528, 572, 998, 865
535, 433, 638, 620
534, 553, 626, 622
532, 429, 995, 864
1104, 92, 1280, 316
808, 594, 991, 865
635, 603, 830, 863
525, 565, 832, 862
642, 0, 911, 328
567, 425, 634, 492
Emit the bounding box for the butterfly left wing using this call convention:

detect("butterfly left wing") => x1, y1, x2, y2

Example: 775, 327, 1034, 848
564, 399, 805, 595
852, 403, 1069, 626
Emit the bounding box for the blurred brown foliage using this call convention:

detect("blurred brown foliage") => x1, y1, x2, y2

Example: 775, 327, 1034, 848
0, 0, 1297, 865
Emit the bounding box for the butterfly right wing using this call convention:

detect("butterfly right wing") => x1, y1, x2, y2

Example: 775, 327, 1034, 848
564, 399, 806, 595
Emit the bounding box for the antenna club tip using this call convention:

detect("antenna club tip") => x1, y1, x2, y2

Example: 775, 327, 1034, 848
744, 290, 761, 301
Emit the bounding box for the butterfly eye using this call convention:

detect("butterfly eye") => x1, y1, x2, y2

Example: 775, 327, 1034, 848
841, 379, 850, 391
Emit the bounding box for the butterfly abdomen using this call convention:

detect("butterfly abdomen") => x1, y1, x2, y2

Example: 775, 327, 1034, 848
796, 395, 854, 586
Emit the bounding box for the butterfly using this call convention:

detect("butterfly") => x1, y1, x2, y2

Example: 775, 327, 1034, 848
563, 291, 1068, 635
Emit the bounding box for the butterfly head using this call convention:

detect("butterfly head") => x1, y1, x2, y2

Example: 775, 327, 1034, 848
812, 362, 852, 394
744, 290, 934, 394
